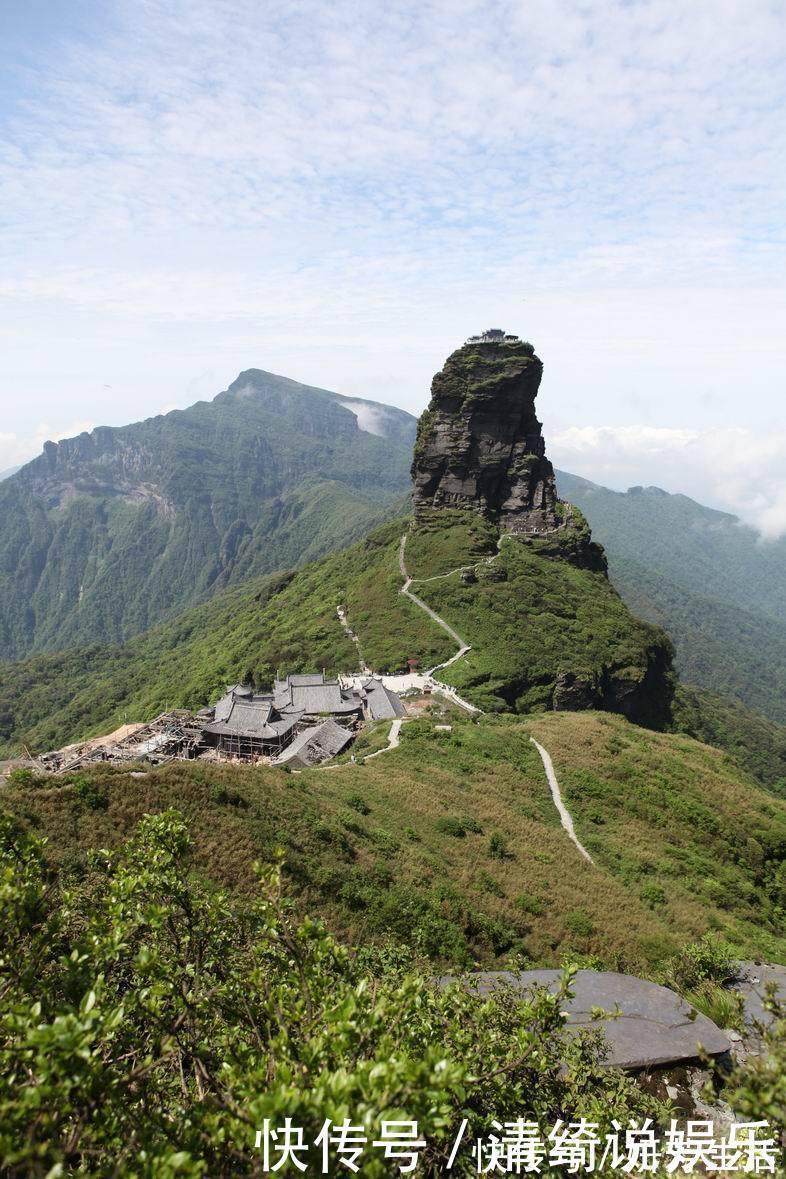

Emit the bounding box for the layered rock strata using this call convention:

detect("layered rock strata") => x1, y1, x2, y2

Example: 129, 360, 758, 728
411, 337, 561, 532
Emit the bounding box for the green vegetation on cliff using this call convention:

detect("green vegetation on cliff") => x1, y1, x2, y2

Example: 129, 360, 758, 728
556, 471, 786, 725
405, 510, 673, 723
0, 513, 674, 753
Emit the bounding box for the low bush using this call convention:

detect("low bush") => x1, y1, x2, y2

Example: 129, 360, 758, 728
515, 892, 545, 916
488, 832, 511, 860
664, 933, 739, 993
564, 909, 595, 938
436, 816, 468, 838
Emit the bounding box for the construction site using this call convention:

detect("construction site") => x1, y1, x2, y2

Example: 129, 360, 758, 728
33, 673, 408, 775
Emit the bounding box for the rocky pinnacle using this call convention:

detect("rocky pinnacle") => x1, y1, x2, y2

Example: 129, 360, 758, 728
411, 336, 561, 531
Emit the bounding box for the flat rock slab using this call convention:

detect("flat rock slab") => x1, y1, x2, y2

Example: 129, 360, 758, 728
440, 970, 730, 1071
733, 961, 786, 1030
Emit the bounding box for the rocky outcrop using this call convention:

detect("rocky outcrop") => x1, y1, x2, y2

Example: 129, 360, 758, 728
412, 337, 561, 531
441, 970, 731, 1071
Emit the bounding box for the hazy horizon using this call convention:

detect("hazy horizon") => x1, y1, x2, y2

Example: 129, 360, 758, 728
2, 0, 785, 534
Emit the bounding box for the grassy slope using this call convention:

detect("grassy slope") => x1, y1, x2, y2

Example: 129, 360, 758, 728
4, 711, 785, 973
673, 683, 786, 796
405, 512, 671, 720
0, 514, 672, 752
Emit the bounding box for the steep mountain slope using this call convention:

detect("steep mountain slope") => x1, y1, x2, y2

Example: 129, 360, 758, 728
555, 471, 786, 723
609, 555, 786, 725
0, 513, 673, 752
555, 471, 786, 625
0, 370, 416, 660
4, 711, 786, 972
674, 684, 786, 796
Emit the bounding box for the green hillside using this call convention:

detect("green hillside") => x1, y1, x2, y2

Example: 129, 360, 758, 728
404, 511, 672, 725
3, 710, 785, 973
0, 513, 674, 754
556, 471, 786, 724
611, 555, 786, 726
0, 370, 416, 661
555, 472, 786, 625
5, 505, 786, 795
674, 684, 786, 796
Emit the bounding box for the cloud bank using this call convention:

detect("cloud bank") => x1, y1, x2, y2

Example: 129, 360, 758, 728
550, 425, 786, 539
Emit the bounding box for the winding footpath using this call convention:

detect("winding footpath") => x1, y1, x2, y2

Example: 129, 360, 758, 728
397, 534, 481, 706
294, 716, 410, 772
398, 535, 469, 657
528, 736, 594, 864
363, 716, 409, 760
332, 533, 594, 860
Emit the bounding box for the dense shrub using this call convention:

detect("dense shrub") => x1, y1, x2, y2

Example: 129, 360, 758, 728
564, 909, 595, 938
488, 832, 511, 860
515, 892, 546, 916
0, 810, 674, 1175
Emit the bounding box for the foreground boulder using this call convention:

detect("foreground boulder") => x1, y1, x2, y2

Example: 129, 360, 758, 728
440, 970, 730, 1071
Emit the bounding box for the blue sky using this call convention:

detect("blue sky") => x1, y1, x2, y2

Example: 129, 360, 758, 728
1, 0, 785, 533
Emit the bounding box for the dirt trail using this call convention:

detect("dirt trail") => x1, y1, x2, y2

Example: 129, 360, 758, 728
529, 736, 594, 864
396, 534, 481, 712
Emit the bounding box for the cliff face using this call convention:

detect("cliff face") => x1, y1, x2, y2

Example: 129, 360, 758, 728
412, 339, 561, 531
408, 335, 675, 725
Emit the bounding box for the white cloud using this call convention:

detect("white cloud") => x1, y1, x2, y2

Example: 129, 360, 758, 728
0, 0, 784, 521
337, 400, 396, 437
550, 424, 786, 539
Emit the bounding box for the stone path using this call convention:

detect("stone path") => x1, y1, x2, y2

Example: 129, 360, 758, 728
363, 716, 410, 760
336, 605, 371, 674
398, 534, 470, 654
440, 970, 730, 1071
397, 533, 482, 712
529, 736, 594, 864
409, 536, 509, 585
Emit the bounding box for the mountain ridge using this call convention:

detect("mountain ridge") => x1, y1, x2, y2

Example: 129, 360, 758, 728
0, 369, 417, 660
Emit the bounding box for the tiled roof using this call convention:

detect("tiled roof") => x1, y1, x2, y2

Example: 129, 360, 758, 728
274, 675, 362, 716
204, 698, 273, 738
272, 719, 352, 767
362, 678, 406, 720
